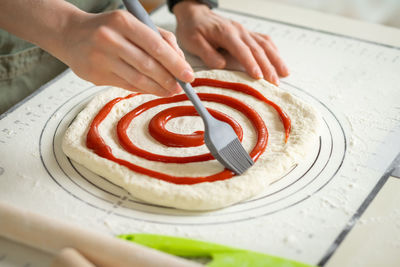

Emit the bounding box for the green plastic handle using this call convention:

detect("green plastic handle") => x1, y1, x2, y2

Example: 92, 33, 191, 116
118, 233, 315, 267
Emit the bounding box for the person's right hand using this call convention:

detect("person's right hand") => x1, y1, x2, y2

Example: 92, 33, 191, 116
58, 10, 194, 96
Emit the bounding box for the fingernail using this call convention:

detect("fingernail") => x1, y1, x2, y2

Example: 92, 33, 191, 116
281, 64, 290, 76
218, 61, 226, 69
182, 69, 194, 82
213, 59, 225, 69
272, 75, 280, 86
170, 82, 181, 94
162, 89, 175, 97
166, 78, 176, 87
254, 67, 263, 79
175, 84, 183, 94
180, 49, 185, 59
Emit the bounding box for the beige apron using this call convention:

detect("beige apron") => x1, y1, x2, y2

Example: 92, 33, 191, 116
0, 0, 122, 114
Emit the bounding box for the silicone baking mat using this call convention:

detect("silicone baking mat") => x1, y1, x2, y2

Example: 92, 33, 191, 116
0, 6, 399, 266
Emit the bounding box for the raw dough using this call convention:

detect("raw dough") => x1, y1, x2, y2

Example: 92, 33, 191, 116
62, 70, 321, 210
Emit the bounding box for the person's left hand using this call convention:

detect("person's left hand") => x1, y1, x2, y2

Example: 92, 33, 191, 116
173, 1, 289, 85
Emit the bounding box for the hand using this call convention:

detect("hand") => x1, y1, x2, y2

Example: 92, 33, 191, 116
173, 1, 289, 85
57, 10, 194, 96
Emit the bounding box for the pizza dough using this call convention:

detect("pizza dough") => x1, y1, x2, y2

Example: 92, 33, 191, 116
62, 70, 321, 210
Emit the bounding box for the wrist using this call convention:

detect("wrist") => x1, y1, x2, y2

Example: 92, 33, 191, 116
173, 1, 210, 21
170, 0, 217, 13
42, 2, 88, 62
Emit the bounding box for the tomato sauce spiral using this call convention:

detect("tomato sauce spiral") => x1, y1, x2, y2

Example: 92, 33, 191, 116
86, 78, 291, 185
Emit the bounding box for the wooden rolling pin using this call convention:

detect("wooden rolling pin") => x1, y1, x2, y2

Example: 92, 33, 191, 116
0, 202, 199, 267
51, 248, 95, 267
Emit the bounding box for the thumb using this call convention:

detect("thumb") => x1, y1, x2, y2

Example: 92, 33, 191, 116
189, 34, 226, 69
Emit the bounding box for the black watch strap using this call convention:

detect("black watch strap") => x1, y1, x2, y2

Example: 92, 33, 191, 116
167, 0, 219, 13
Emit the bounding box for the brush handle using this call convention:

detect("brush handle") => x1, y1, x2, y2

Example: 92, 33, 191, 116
123, 0, 159, 33
122, 0, 215, 126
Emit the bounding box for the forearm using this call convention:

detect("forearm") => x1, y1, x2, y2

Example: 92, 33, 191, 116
0, 0, 84, 55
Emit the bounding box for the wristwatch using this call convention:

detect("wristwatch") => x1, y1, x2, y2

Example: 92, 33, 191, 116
167, 0, 219, 12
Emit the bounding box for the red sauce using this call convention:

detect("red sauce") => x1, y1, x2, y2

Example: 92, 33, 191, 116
86, 78, 291, 185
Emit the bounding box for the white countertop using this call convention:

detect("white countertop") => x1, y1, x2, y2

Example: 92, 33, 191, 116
1, 1, 400, 266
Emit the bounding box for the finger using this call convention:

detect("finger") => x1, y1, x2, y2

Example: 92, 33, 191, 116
123, 19, 194, 83
221, 34, 263, 79
90, 69, 142, 93
103, 30, 182, 94
158, 28, 185, 59
113, 59, 178, 97
253, 33, 289, 77
186, 34, 226, 69
242, 32, 279, 85
258, 33, 279, 51
119, 46, 182, 95
105, 72, 141, 92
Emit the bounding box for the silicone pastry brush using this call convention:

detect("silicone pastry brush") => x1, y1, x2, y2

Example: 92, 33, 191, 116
122, 0, 254, 175
119, 234, 316, 267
